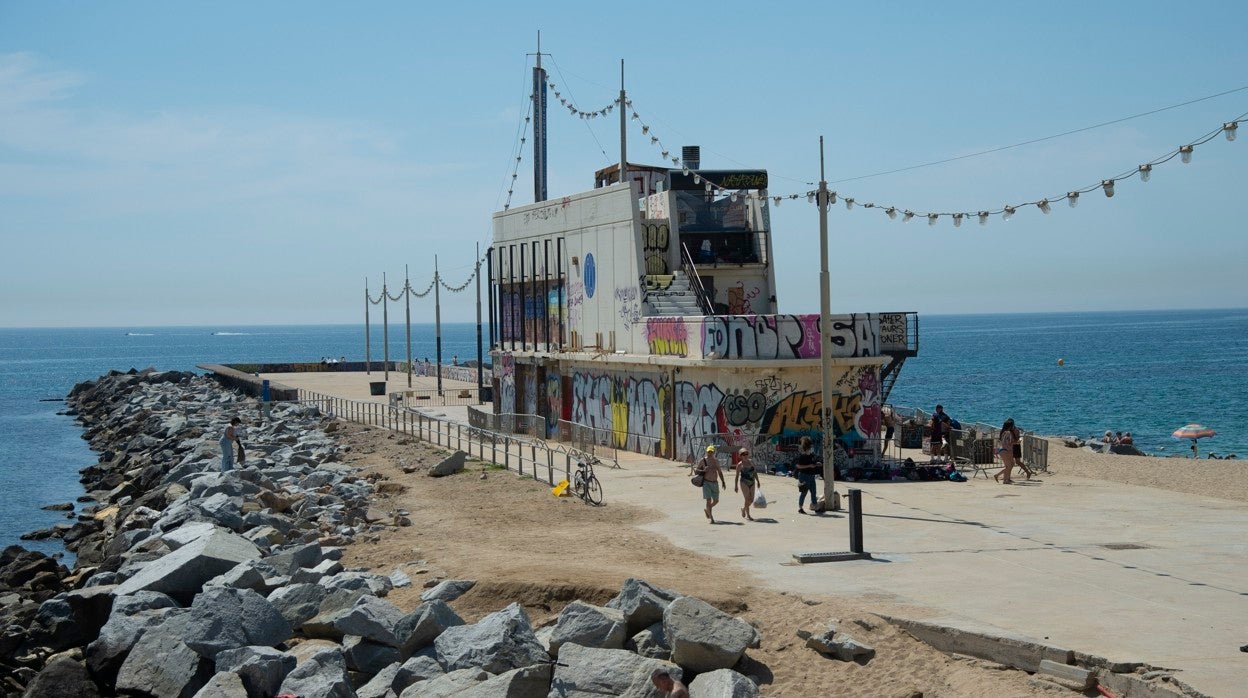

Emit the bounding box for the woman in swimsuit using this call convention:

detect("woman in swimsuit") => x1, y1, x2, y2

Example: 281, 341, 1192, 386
734, 448, 758, 521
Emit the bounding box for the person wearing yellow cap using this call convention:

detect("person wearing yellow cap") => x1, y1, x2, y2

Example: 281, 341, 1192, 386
691, 445, 727, 523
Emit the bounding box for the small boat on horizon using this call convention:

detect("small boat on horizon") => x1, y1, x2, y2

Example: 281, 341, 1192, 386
124, 332, 154, 336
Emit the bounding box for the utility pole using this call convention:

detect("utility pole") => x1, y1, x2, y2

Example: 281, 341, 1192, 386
817, 137, 841, 512
531, 31, 548, 203
475, 243, 484, 403
404, 265, 412, 388
364, 278, 371, 375
382, 272, 390, 380
434, 256, 443, 397
618, 59, 627, 186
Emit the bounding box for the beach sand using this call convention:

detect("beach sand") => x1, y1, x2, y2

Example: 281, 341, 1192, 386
331, 423, 1063, 696
1041, 438, 1248, 503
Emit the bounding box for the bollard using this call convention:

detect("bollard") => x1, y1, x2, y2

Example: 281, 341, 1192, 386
848, 488, 864, 554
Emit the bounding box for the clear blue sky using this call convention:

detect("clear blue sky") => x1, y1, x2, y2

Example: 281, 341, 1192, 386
2, 2, 1246, 327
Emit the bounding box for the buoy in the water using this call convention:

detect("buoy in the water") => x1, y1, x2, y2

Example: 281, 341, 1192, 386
1057, 358, 1065, 366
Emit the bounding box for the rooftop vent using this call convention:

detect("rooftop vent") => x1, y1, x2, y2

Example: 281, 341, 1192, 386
682, 146, 700, 170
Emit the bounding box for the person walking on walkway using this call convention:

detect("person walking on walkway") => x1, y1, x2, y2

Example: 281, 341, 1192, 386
795, 436, 819, 514
220, 417, 241, 472
692, 446, 727, 523
994, 418, 1027, 484
734, 448, 758, 521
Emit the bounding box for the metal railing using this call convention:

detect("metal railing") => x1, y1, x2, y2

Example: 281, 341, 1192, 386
390, 387, 487, 408
294, 388, 590, 489
678, 243, 716, 315
555, 420, 622, 465
469, 408, 549, 440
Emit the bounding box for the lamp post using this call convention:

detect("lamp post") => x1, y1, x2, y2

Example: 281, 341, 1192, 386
817, 136, 841, 512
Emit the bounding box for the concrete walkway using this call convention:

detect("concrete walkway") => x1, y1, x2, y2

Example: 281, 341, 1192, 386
256, 371, 1247, 696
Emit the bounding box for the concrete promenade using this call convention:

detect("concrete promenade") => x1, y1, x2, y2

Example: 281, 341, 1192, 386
258, 371, 1247, 697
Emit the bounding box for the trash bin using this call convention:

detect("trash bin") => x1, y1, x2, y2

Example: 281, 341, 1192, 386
369, 381, 386, 396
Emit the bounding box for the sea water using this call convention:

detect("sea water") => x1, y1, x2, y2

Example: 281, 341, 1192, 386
1, 311, 1245, 555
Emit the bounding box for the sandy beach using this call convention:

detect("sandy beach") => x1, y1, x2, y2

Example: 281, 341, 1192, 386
1039, 438, 1248, 503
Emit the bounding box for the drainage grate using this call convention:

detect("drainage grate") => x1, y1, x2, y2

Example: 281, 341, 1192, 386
792, 551, 872, 564
1101, 543, 1153, 550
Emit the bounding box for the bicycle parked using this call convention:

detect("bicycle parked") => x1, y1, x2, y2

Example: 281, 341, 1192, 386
572, 457, 603, 505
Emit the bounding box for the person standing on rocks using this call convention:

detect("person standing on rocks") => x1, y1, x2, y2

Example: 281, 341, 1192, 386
692, 445, 727, 523
650, 669, 689, 697
220, 417, 241, 472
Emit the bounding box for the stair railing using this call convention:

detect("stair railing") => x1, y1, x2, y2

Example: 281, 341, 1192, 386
680, 243, 717, 315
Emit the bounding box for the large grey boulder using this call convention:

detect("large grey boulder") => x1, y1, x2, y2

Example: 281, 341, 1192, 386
395, 654, 446, 684
434, 602, 548, 674
115, 612, 214, 698
549, 601, 627, 657
267, 582, 328, 629
302, 595, 406, 646
86, 605, 181, 683
32, 585, 116, 651
427, 451, 467, 477
420, 579, 476, 603
265, 542, 324, 576
191, 672, 249, 698
688, 668, 759, 697
396, 600, 464, 653
459, 662, 553, 697
182, 586, 293, 658
320, 570, 394, 597
628, 621, 670, 660
663, 596, 760, 673
20, 656, 102, 698
343, 635, 402, 675
356, 661, 403, 698
214, 645, 297, 698
277, 647, 355, 698
606, 578, 680, 634
113, 528, 260, 602
398, 668, 488, 698
193, 492, 245, 531
550, 642, 680, 697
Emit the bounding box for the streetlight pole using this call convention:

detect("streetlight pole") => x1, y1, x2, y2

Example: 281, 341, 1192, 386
817, 136, 841, 512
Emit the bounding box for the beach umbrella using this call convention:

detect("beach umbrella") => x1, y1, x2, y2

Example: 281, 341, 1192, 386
1171, 423, 1216, 457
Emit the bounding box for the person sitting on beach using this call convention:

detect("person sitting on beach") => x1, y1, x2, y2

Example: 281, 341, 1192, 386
1102, 430, 1116, 445
1120, 432, 1134, 446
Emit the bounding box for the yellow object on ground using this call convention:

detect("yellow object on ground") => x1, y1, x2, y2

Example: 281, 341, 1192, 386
552, 479, 570, 497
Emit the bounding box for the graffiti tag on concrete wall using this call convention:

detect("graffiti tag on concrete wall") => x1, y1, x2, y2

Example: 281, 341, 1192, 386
645, 319, 689, 356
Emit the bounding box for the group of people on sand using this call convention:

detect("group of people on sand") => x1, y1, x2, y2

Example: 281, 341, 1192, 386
1102, 430, 1134, 446
689, 436, 824, 523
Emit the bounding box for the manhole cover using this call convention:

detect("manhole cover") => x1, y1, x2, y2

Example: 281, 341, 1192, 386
1101, 543, 1152, 550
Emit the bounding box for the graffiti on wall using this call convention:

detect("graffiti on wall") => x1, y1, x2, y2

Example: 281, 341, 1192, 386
497, 353, 516, 414
645, 319, 689, 356
726, 280, 764, 315
878, 312, 906, 350
562, 365, 881, 467
700, 313, 880, 360
522, 371, 538, 418
615, 285, 641, 330
571, 371, 667, 455
567, 278, 584, 330
642, 222, 671, 275
545, 369, 561, 437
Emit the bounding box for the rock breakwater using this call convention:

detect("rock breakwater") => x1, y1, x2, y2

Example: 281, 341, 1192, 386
0, 370, 771, 697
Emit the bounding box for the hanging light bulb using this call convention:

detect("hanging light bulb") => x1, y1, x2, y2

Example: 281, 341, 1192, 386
807, 192, 815, 204
927, 213, 938, 226
730, 192, 738, 203
631, 112, 639, 120
1038, 199, 1052, 214
650, 136, 658, 145
705, 182, 712, 193
773, 197, 781, 207
829, 191, 837, 205
1002, 206, 1015, 221
978, 211, 989, 226
844, 198, 854, 210
1102, 179, 1115, 197
1179, 145, 1193, 164
1067, 191, 1079, 208
1225, 122, 1239, 141
682, 166, 690, 176
886, 207, 897, 220
693, 174, 701, 184
1138, 164, 1152, 182
641, 125, 649, 135
903, 210, 914, 222
953, 213, 963, 227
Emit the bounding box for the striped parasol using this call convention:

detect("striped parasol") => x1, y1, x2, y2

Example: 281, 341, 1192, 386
1172, 423, 1215, 457
1171, 423, 1216, 440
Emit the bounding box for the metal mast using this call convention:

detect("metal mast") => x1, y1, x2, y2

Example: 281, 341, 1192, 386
532, 32, 548, 202
818, 137, 841, 512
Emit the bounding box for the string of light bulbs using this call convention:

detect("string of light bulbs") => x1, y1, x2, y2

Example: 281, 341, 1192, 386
539, 71, 1243, 226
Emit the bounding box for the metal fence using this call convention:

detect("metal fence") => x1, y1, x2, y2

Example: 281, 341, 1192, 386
294, 388, 590, 489
555, 421, 621, 465
468, 408, 548, 440
889, 404, 1049, 472
390, 387, 487, 408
